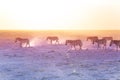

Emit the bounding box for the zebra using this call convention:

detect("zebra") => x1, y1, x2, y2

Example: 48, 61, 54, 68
109, 40, 120, 51
15, 37, 30, 47
65, 39, 82, 50
87, 36, 98, 44
46, 36, 59, 44
93, 38, 107, 49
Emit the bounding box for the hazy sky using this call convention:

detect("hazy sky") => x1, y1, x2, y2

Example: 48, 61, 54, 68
0, 0, 120, 30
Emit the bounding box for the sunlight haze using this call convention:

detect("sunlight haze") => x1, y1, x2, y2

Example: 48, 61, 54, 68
0, 0, 120, 30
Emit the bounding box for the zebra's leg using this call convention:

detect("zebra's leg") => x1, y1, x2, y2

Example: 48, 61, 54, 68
92, 41, 94, 44
27, 42, 30, 47
57, 40, 59, 44
104, 44, 106, 50
79, 45, 81, 50
116, 46, 118, 51
51, 40, 52, 44
55, 40, 57, 44
25, 43, 27, 47
26, 42, 29, 47
73, 45, 76, 50
79, 44, 82, 50
80, 46, 82, 50
97, 43, 99, 49
28, 43, 30, 47
70, 45, 72, 50
117, 46, 119, 51
20, 42, 22, 48
74, 45, 76, 50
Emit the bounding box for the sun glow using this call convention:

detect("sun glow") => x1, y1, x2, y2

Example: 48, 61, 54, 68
0, 0, 120, 30
30, 37, 48, 47
30, 38, 41, 47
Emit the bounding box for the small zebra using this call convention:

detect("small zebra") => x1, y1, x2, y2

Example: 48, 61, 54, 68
46, 36, 59, 44
65, 39, 82, 50
15, 37, 30, 47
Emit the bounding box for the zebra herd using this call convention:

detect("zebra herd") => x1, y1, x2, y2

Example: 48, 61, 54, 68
15, 36, 120, 51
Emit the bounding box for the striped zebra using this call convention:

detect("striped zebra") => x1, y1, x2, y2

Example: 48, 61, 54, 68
110, 40, 120, 51
93, 38, 107, 49
87, 36, 98, 44
102, 37, 113, 41
65, 39, 82, 50
15, 37, 30, 47
46, 36, 59, 44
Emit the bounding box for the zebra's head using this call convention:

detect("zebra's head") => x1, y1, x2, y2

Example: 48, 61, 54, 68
15, 37, 21, 43
65, 40, 71, 45
65, 40, 68, 45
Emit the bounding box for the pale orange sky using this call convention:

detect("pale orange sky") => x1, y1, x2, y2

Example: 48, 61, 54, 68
0, 0, 120, 30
